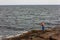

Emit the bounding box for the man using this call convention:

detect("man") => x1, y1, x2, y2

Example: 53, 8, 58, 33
40, 22, 45, 31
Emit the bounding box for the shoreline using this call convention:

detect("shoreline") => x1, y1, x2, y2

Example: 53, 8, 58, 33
1, 26, 60, 40
0, 31, 28, 40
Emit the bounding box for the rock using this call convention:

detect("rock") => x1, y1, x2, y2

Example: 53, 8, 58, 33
32, 37, 45, 40
50, 33, 60, 40
3, 27, 60, 40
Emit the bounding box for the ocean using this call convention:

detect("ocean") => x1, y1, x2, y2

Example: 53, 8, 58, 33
0, 5, 60, 37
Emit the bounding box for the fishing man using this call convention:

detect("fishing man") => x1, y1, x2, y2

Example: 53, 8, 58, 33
40, 22, 45, 31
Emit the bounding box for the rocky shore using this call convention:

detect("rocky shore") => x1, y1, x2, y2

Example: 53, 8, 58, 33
2, 26, 60, 40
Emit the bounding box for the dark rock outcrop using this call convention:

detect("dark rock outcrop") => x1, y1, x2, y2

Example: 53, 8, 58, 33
2, 26, 60, 40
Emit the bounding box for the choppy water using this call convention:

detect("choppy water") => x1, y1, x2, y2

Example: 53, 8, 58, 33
0, 5, 60, 36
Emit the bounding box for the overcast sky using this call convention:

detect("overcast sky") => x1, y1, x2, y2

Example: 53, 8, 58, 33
0, 0, 60, 5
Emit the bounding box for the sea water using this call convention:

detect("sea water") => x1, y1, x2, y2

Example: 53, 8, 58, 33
0, 5, 60, 37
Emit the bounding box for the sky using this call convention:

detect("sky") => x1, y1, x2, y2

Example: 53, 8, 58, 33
0, 0, 60, 5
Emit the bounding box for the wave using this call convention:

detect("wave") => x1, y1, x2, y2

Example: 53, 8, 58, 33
1, 31, 28, 40
0, 26, 25, 31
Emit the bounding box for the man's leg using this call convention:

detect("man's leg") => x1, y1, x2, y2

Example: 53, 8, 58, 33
42, 26, 44, 31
